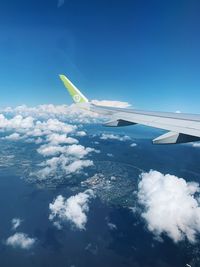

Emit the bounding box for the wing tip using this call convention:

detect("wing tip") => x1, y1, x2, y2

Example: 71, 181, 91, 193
59, 74, 88, 103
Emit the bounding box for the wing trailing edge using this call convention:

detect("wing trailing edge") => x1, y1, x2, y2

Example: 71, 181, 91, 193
153, 131, 200, 144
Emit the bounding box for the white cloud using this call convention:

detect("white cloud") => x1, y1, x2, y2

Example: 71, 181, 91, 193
130, 143, 137, 147
11, 218, 22, 230
49, 190, 94, 230
137, 170, 200, 243
100, 133, 130, 141
38, 144, 94, 159
37, 144, 68, 157
64, 159, 93, 173
36, 143, 95, 179
47, 133, 78, 145
91, 100, 130, 108
94, 141, 99, 145
65, 144, 95, 158
192, 143, 200, 147
107, 222, 117, 230
0, 105, 99, 183
3, 133, 21, 141
1, 104, 101, 124
6, 232, 36, 249
0, 114, 34, 130
0, 101, 95, 127
35, 119, 76, 134
35, 137, 43, 144
76, 131, 87, 137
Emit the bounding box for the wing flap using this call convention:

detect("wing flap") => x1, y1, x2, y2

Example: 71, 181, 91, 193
103, 119, 136, 127
153, 131, 200, 144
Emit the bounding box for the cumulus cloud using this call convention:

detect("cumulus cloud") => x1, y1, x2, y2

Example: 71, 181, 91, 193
37, 144, 68, 157
65, 159, 93, 173
100, 133, 131, 141
65, 144, 95, 158
11, 218, 22, 230
6, 232, 36, 249
37, 142, 94, 158
3, 133, 21, 141
47, 133, 78, 145
76, 131, 87, 137
0, 104, 99, 183
35, 119, 76, 134
92, 100, 130, 108
0, 110, 77, 140
0, 114, 34, 130
35, 137, 43, 144
130, 143, 137, 147
137, 170, 200, 243
49, 190, 94, 230
36, 143, 95, 179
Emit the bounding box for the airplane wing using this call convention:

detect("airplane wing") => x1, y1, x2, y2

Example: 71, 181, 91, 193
59, 74, 200, 144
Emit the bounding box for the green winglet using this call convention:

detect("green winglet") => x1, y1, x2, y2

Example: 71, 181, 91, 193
59, 74, 88, 103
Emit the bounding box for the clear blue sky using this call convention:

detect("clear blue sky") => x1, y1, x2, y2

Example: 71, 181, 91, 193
1, 0, 200, 112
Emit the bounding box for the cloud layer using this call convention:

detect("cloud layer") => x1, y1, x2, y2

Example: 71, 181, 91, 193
137, 170, 200, 243
1, 104, 101, 124
0, 104, 100, 182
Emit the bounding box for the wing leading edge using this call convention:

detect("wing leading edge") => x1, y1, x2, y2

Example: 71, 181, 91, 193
59, 74, 200, 144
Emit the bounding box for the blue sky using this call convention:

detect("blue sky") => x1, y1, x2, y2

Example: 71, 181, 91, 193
0, 0, 200, 112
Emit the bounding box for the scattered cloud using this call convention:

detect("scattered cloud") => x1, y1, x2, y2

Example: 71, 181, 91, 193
64, 159, 93, 173
11, 218, 22, 230
107, 222, 117, 230
0, 104, 100, 183
47, 133, 78, 145
192, 143, 200, 147
137, 170, 200, 243
130, 143, 137, 147
0, 114, 34, 130
65, 144, 95, 158
35, 118, 76, 134
6, 232, 36, 249
35, 143, 95, 180
49, 189, 95, 230
3, 133, 21, 141
100, 133, 130, 141
94, 141, 99, 145
76, 131, 87, 137
37, 144, 68, 157
37, 143, 95, 158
